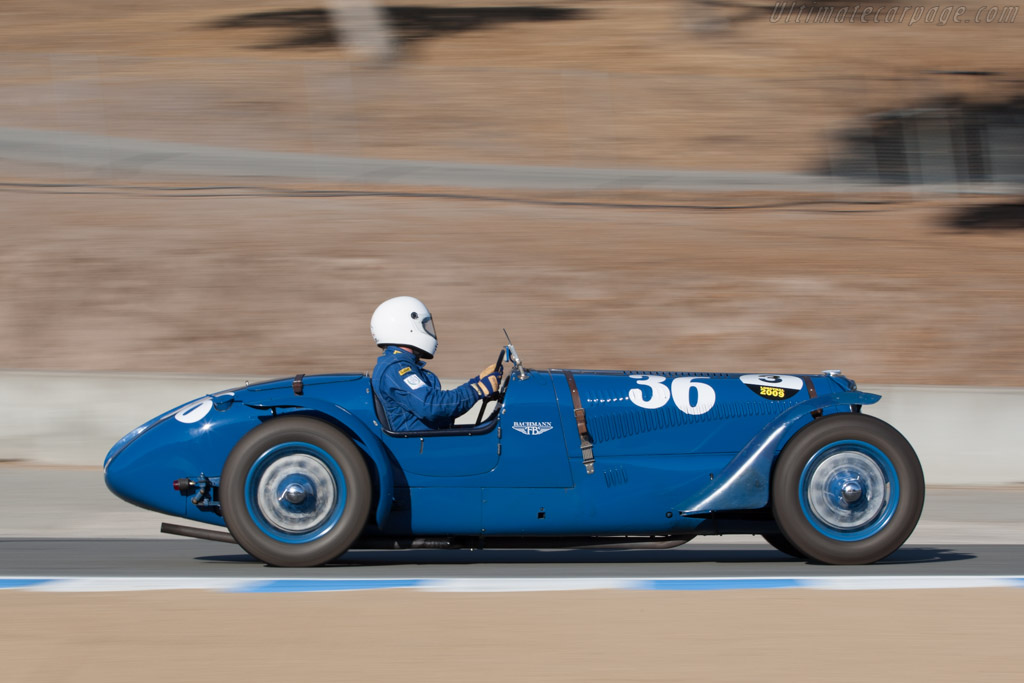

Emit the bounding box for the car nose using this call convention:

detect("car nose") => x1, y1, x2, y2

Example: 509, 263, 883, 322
104, 438, 189, 518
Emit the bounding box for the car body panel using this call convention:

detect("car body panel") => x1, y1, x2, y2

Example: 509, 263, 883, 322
104, 364, 875, 542
675, 390, 882, 516
383, 487, 483, 536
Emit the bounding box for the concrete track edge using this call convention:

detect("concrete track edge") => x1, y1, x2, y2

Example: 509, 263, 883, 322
2, 369, 1022, 485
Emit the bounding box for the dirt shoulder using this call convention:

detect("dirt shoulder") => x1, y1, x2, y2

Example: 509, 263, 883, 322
2, 181, 1023, 385
2, 588, 1022, 682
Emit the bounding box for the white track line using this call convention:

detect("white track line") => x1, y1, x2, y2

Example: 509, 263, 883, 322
2, 576, 1023, 593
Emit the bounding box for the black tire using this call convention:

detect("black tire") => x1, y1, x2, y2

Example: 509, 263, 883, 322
221, 416, 371, 567
771, 413, 924, 565
762, 532, 805, 559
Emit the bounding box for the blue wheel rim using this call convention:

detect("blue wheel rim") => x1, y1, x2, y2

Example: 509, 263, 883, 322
244, 442, 347, 544
798, 439, 900, 542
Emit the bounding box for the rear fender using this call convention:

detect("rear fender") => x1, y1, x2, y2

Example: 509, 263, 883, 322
246, 396, 395, 529
676, 391, 881, 515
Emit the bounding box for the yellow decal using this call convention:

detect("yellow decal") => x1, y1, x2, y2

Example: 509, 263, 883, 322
399, 366, 412, 376
759, 386, 786, 399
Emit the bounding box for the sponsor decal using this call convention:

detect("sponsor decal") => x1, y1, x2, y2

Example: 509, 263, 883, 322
739, 374, 804, 400
512, 421, 554, 436
403, 374, 425, 390
398, 366, 412, 376
627, 375, 717, 415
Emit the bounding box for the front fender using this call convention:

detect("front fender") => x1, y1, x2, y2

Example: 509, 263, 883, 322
247, 396, 395, 530
676, 391, 881, 515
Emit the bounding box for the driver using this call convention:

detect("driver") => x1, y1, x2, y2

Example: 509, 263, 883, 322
370, 296, 502, 431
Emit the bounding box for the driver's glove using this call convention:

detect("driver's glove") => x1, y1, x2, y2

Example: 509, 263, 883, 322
470, 363, 503, 398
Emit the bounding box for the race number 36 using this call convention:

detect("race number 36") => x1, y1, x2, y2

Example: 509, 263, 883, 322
628, 375, 716, 415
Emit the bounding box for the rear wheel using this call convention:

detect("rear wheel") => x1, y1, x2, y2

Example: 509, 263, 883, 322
221, 416, 371, 567
771, 413, 924, 565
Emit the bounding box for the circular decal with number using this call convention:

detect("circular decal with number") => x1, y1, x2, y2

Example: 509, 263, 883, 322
739, 374, 804, 400
175, 398, 213, 424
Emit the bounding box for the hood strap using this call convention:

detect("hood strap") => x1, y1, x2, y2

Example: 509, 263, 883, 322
561, 370, 595, 475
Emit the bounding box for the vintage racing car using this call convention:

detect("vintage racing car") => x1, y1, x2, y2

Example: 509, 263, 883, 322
104, 343, 924, 566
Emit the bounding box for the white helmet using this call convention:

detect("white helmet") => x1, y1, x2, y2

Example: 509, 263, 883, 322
371, 296, 438, 359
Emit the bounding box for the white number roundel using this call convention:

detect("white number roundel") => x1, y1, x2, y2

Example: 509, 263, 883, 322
175, 399, 213, 424
628, 375, 716, 415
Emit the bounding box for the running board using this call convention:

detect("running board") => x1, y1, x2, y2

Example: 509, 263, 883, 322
160, 522, 236, 544
354, 534, 696, 550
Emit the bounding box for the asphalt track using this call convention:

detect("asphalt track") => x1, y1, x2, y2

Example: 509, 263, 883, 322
2, 539, 1021, 580
2, 467, 1022, 582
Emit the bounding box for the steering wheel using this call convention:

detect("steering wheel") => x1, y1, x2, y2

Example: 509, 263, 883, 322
474, 347, 510, 426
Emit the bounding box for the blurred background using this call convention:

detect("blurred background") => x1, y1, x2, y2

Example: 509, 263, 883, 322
2, 0, 1023, 385
2, 9, 1023, 680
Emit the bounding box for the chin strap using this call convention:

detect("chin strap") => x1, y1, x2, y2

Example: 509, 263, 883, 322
561, 370, 595, 475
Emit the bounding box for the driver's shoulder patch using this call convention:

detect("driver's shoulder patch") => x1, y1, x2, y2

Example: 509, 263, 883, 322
403, 374, 425, 390
398, 366, 412, 376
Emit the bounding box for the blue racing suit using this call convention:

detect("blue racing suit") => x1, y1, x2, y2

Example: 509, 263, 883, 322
371, 346, 480, 431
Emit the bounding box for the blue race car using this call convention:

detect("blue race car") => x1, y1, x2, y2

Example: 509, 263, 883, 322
104, 343, 924, 566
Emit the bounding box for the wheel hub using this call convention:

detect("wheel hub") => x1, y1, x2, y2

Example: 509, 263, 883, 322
254, 452, 337, 534
841, 481, 863, 503
281, 483, 308, 504
805, 450, 888, 531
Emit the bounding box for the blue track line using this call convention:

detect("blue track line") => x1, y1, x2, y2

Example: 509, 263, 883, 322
2, 576, 1023, 593
0, 578, 51, 590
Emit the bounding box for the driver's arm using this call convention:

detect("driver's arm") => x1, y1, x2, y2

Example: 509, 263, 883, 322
386, 364, 499, 424
470, 363, 502, 398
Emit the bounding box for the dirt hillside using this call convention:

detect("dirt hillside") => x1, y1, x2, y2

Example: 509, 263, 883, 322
1, 1, 1022, 383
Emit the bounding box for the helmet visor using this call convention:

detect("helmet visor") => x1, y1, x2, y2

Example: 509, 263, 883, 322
422, 316, 436, 339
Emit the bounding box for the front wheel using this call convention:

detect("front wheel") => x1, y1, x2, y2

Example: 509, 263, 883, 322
221, 416, 371, 567
762, 532, 805, 559
771, 413, 924, 565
